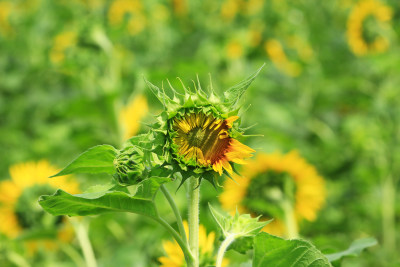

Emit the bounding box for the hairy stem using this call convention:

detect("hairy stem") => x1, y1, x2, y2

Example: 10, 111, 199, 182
160, 184, 188, 244
216, 234, 236, 267
188, 177, 200, 267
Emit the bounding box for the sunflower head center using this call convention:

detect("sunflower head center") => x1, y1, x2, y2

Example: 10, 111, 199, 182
15, 185, 63, 229
187, 127, 207, 147
243, 171, 296, 218
172, 112, 231, 168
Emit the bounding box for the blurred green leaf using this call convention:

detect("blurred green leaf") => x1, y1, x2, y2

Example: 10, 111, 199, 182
324, 237, 378, 262
253, 232, 332, 267
16, 228, 58, 241
51, 145, 117, 177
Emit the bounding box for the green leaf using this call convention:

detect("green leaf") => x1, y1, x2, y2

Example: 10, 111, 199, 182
39, 189, 158, 218
51, 145, 117, 177
82, 182, 115, 193
134, 177, 171, 199
324, 237, 377, 262
224, 64, 265, 108
253, 232, 332, 267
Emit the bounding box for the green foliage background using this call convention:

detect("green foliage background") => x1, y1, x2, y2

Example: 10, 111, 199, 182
0, 0, 399, 266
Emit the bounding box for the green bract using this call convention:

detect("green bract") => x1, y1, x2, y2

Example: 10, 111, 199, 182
209, 204, 269, 239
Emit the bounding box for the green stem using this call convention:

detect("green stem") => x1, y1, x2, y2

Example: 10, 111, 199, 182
60, 243, 86, 267
188, 177, 200, 267
161, 184, 188, 245
216, 234, 236, 267
382, 174, 396, 254
282, 175, 298, 239
6, 251, 31, 267
72, 219, 98, 267
282, 200, 298, 239
154, 217, 194, 265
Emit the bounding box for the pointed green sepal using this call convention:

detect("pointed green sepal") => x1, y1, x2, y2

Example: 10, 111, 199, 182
144, 77, 181, 111
223, 64, 265, 108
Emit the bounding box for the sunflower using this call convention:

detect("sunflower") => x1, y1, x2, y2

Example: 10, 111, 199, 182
158, 222, 228, 267
220, 151, 326, 237
170, 109, 254, 176
171, 0, 187, 16
0, 160, 79, 247
265, 39, 302, 77
0, 1, 12, 36
220, 0, 240, 22
50, 30, 78, 64
108, 0, 146, 36
226, 39, 244, 60
346, 0, 392, 56
146, 67, 262, 184
119, 94, 149, 140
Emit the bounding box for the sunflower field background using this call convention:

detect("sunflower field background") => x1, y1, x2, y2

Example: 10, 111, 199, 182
1, 0, 399, 266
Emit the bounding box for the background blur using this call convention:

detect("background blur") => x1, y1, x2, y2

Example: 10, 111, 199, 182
0, 0, 399, 266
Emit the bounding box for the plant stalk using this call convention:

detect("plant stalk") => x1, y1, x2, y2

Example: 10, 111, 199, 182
382, 174, 396, 254
73, 219, 98, 267
282, 200, 299, 239
216, 234, 236, 267
60, 243, 86, 267
188, 177, 200, 267
161, 184, 188, 245
155, 217, 194, 265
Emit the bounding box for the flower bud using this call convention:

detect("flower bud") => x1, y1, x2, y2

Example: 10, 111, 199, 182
113, 146, 147, 186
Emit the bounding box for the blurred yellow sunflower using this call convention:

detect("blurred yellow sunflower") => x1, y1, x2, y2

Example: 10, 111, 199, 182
220, 0, 240, 21
119, 94, 148, 140
108, 0, 146, 36
265, 39, 302, 77
171, 0, 187, 16
158, 222, 228, 267
226, 39, 244, 60
220, 151, 326, 238
0, 1, 13, 36
346, 0, 392, 56
50, 30, 78, 64
0, 160, 79, 249
244, 0, 264, 15
247, 21, 264, 48
171, 112, 255, 175
285, 35, 314, 62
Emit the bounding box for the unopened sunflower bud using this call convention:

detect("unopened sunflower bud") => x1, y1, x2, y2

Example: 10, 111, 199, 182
113, 146, 147, 186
